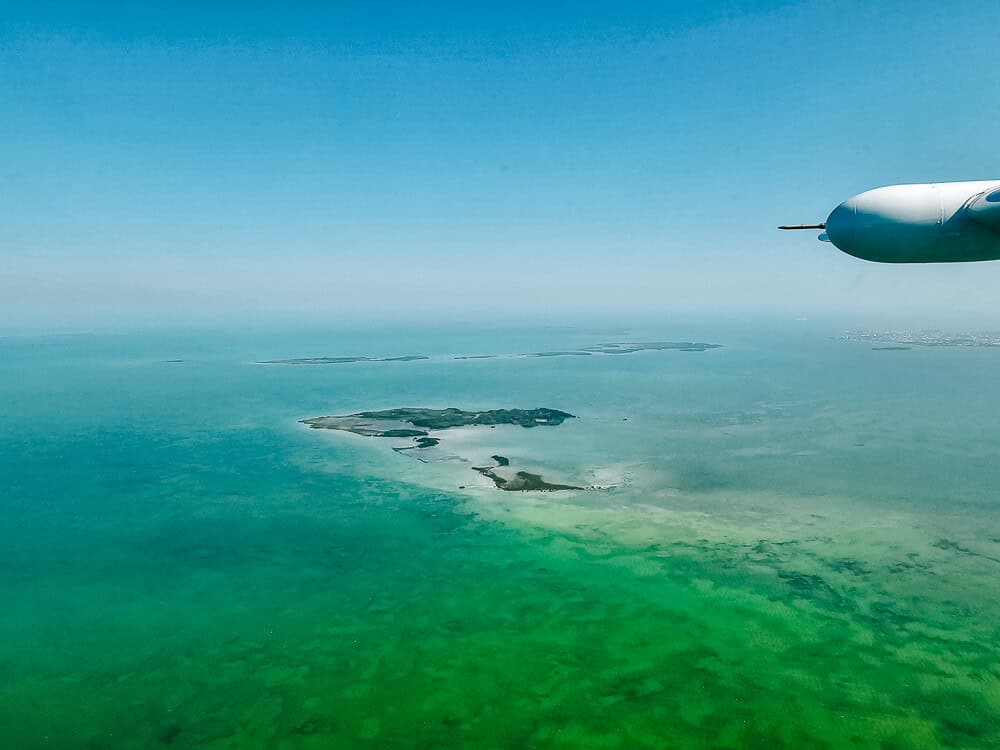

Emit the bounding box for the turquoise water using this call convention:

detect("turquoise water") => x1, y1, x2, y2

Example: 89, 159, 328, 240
2, 321, 999, 748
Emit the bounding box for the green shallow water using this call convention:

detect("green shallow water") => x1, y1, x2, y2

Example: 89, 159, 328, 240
2, 323, 999, 749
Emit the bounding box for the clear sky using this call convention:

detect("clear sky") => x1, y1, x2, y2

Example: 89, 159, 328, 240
4, 1, 1000, 329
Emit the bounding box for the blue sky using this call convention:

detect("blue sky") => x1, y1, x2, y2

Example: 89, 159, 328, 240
4, 1, 1000, 328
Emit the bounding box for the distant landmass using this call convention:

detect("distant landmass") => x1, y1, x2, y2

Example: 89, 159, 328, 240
527, 351, 593, 357
259, 355, 429, 365
843, 330, 1000, 348
262, 341, 722, 365
582, 341, 722, 354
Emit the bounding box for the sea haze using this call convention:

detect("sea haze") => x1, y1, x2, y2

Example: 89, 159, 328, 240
2, 319, 999, 749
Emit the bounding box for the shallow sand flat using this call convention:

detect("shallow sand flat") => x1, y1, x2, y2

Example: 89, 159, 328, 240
304, 415, 596, 492
411, 424, 615, 492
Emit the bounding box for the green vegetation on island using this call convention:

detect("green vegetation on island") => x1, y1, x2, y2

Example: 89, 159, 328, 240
302, 408, 582, 490
472, 455, 582, 491
304, 407, 575, 433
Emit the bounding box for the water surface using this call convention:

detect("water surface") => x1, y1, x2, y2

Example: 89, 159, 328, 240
2, 321, 999, 749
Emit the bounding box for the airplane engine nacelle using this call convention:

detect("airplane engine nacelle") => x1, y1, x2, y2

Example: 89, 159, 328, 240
825, 181, 1000, 263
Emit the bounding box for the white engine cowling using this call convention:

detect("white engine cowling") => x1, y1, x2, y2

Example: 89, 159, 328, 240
825, 181, 1000, 263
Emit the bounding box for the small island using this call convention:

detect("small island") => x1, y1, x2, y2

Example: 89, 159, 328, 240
262, 340, 722, 366
473, 455, 582, 491
259, 355, 428, 365
302, 408, 583, 491
583, 341, 722, 354
525, 342, 723, 358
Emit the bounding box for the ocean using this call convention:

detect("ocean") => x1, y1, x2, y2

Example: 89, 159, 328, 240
2, 319, 999, 749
